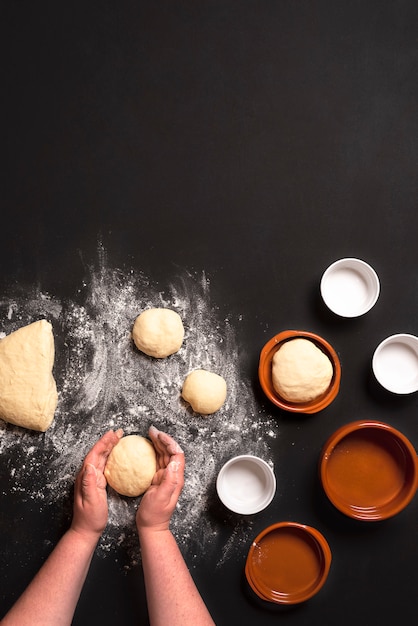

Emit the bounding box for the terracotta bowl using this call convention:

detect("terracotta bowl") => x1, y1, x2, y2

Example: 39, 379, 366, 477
258, 330, 341, 414
245, 522, 332, 605
320, 420, 418, 521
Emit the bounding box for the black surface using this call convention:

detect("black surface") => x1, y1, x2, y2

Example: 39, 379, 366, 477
1, 2, 418, 625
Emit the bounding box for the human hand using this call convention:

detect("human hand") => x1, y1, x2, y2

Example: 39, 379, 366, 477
71, 429, 123, 541
136, 426, 185, 533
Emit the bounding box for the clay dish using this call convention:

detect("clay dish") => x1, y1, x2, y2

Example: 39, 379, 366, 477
258, 330, 341, 414
245, 522, 332, 605
320, 420, 418, 521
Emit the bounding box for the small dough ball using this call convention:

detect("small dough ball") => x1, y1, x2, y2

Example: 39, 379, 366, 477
104, 435, 157, 497
182, 369, 227, 415
272, 338, 333, 403
132, 308, 184, 358
0, 319, 58, 432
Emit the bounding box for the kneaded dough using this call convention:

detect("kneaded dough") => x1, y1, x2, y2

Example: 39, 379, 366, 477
272, 338, 333, 403
0, 320, 58, 431
132, 308, 184, 358
182, 369, 227, 415
104, 435, 157, 497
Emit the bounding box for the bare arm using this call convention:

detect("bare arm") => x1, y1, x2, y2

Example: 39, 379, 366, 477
1, 527, 98, 626
1, 429, 122, 626
137, 427, 215, 626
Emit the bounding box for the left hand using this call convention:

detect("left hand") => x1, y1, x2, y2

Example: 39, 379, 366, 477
71, 429, 123, 541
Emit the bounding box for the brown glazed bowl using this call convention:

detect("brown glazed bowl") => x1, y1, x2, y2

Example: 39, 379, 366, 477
320, 420, 418, 521
258, 330, 341, 414
245, 522, 332, 605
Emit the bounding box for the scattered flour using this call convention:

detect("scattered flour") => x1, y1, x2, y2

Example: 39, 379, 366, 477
0, 246, 278, 569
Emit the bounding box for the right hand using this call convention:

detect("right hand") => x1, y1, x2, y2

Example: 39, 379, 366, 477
136, 426, 185, 533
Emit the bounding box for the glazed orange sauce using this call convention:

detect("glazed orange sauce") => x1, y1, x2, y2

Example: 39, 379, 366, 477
327, 429, 407, 507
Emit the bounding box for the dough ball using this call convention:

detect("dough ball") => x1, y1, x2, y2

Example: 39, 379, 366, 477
104, 435, 157, 497
0, 320, 58, 431
272, 338, 333, 403
182, 369, 227, 415
132, 308, 184, 358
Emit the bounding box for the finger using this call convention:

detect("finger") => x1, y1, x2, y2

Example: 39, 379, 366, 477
148, 425, 165, 455
153, 458, 185, 502
165, 458, 185, 499
171, 451, 185, 476
157, 430, 184, 456
84, 430, 121, 465
148, 426, 184, 468
150, 450, 185, 486
84, 429, 123, 473
148, 427, 170, 469
150, 467, 166, 486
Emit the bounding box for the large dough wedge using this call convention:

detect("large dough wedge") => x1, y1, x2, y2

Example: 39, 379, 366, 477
0, 320, 58, 431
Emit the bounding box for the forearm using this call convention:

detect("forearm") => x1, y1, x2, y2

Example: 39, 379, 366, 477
2, 528, 99, 626
138, 528, 215, 626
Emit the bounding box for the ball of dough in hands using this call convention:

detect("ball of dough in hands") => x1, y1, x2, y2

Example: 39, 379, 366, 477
182, 369, 227, 415
272, 338, 333, 403
104, 435, 157, 497
132, 308, 184, 358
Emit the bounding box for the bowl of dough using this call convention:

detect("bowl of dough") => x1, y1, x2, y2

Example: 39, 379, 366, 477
258, 330, 341, 414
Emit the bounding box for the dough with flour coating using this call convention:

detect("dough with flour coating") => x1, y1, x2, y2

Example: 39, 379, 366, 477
182, 369, 227, 415
104, 435, 157, 497
0, 319, 58, 431
272, 338, 333, 403
132, 308, 184, 358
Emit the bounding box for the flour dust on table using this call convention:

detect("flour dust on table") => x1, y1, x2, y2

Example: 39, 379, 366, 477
0, 249, 278, 569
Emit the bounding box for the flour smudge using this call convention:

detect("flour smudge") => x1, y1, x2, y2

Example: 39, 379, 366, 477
0, 247, 278, 569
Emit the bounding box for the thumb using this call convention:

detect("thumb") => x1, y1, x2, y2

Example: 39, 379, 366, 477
158, 459, 184, 499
